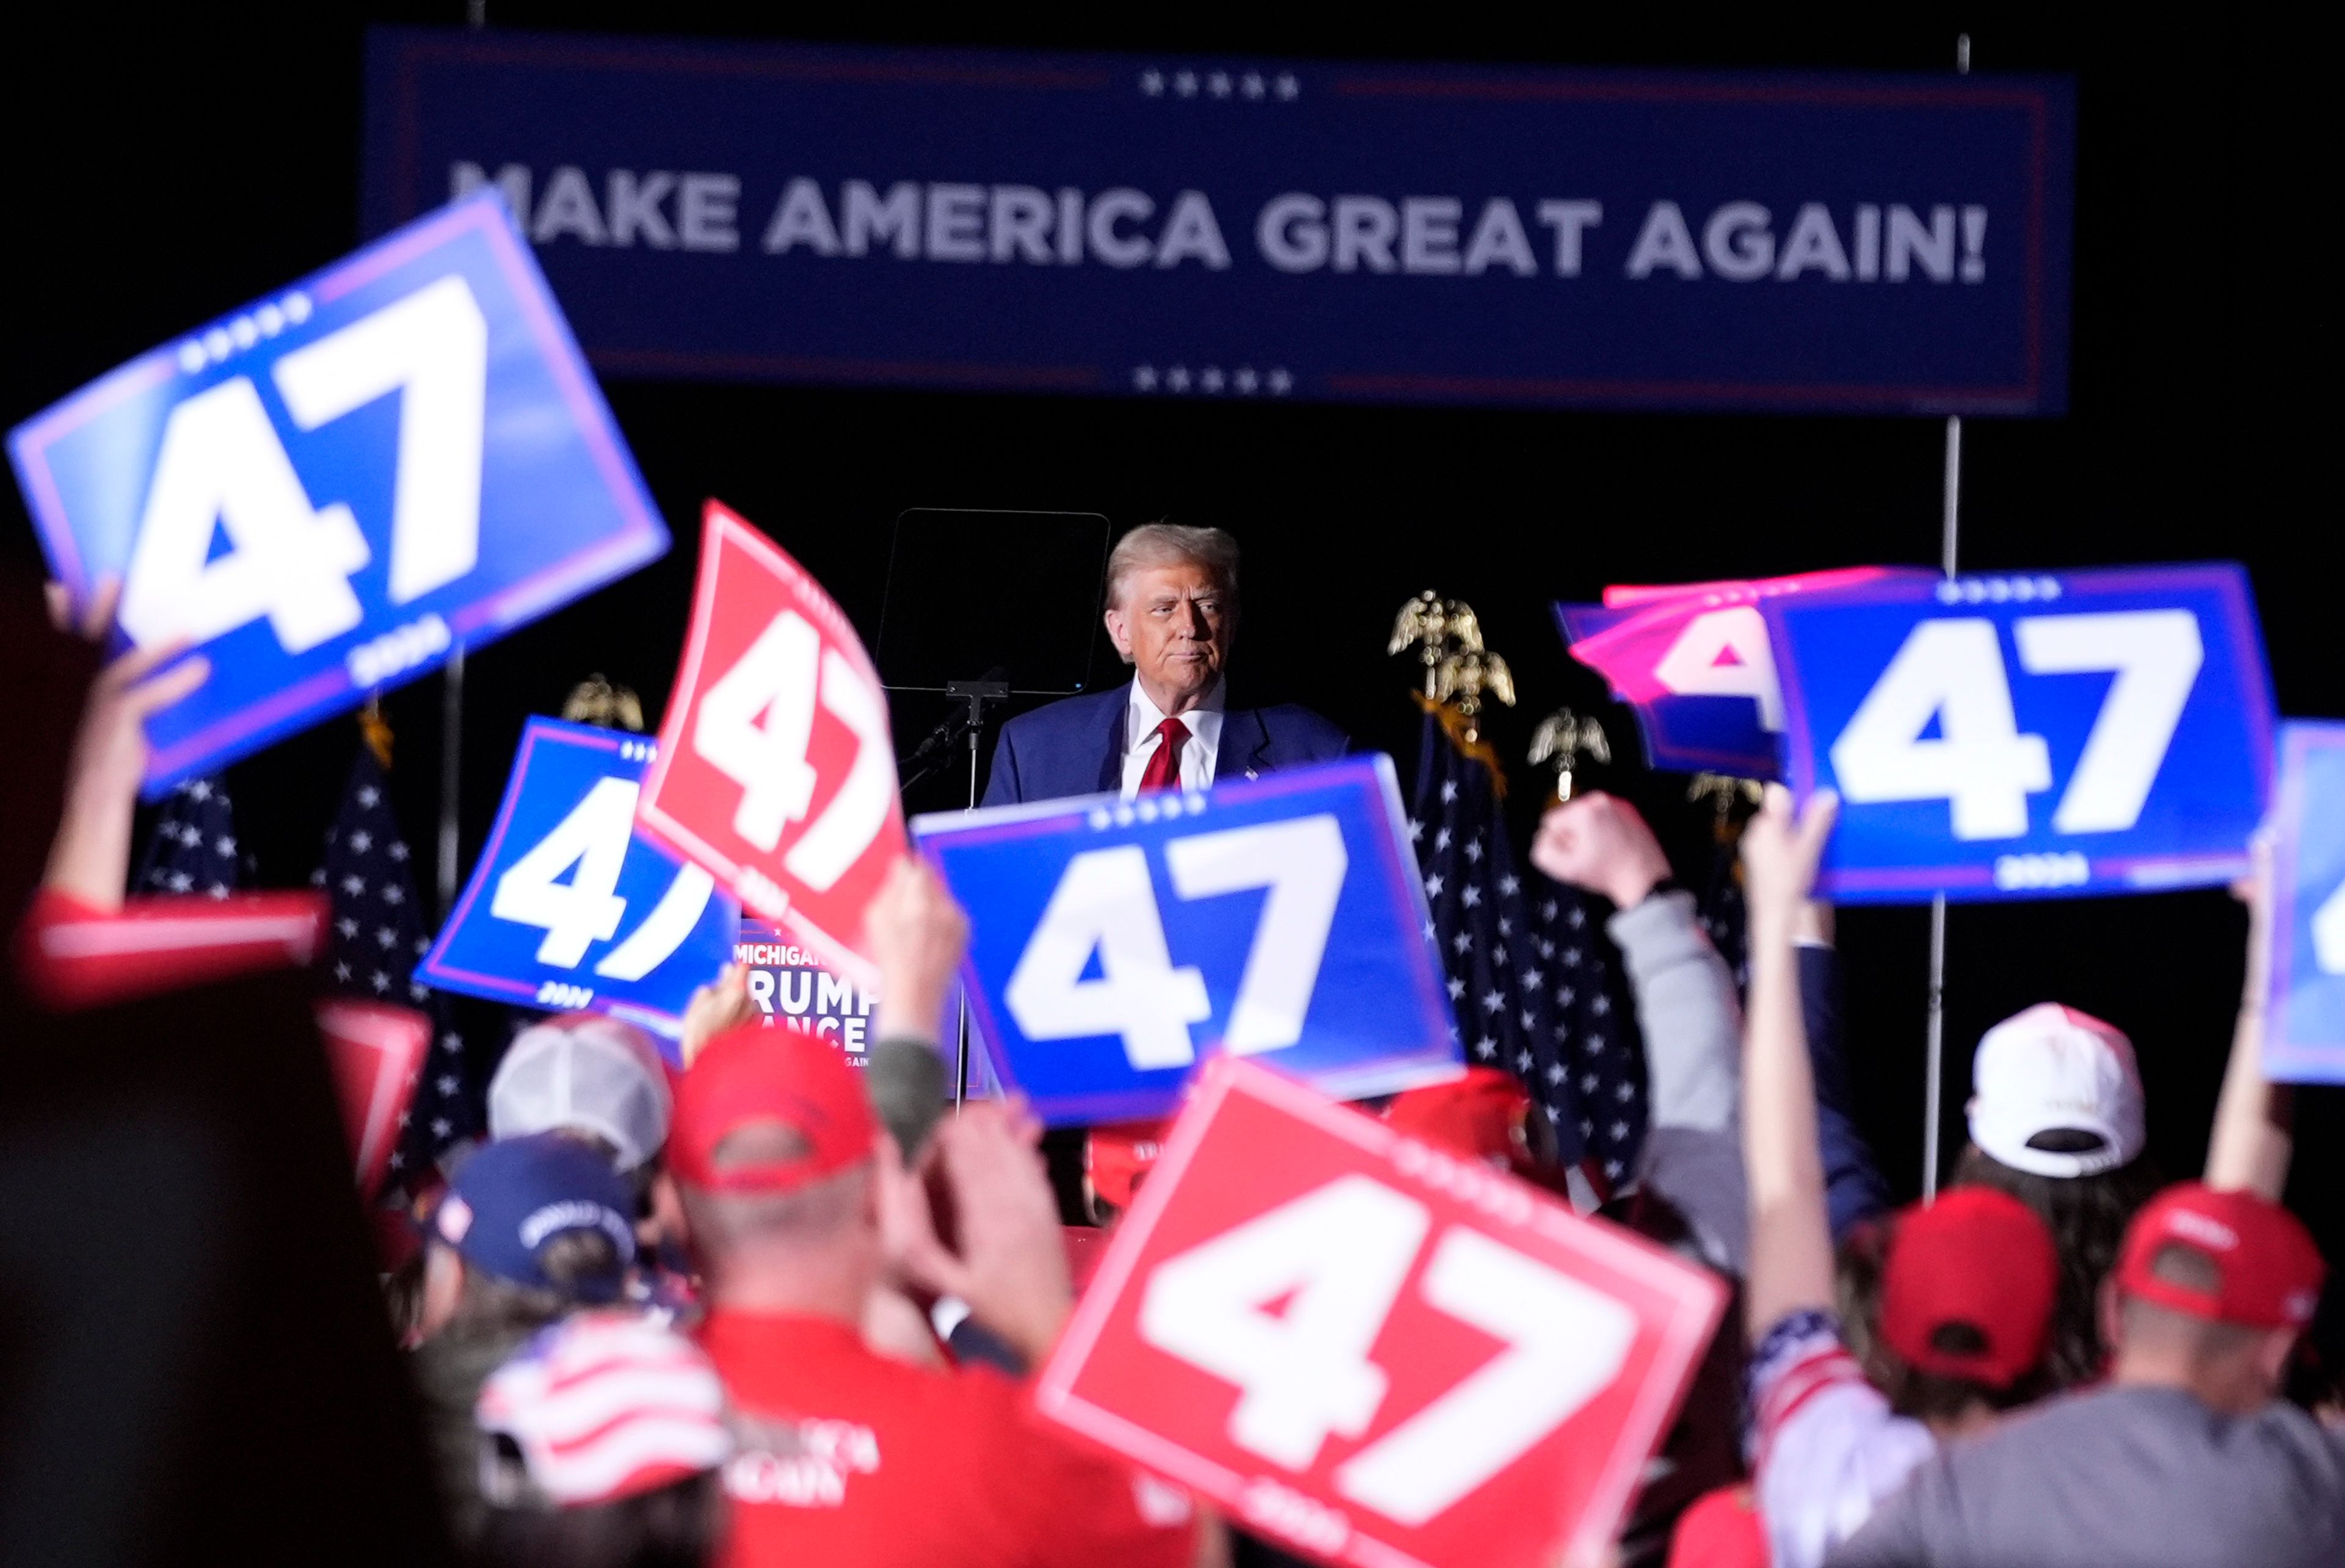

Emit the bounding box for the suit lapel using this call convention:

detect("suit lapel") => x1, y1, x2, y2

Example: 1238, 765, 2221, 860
1095, 691, 1127, 794
1225, 708, 1273, 782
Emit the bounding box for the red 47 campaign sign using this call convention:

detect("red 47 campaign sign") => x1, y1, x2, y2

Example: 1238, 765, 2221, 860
638, 501, 904, 981
1037, 1058, 1725, 1568
316, 1000, 429, 1202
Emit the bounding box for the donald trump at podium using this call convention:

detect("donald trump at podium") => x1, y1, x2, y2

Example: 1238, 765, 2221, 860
980, 523, 1347, 807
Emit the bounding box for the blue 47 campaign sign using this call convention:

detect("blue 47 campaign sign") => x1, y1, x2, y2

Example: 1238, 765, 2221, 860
914, 756, 1461, 1125
2267, 724, 2345, 1084
7, 192, 667, 796
1764, 564, 2275, 902
421, 719, 739, 1048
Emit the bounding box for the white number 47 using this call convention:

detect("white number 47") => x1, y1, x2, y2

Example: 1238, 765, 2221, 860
1003, 815, 1347, 1070
1830, 609, 2203, 841
691, 608, 893, 893
492, 776, 715, 980
119, 276, 488, 656
1141, 1174, 1636, 1526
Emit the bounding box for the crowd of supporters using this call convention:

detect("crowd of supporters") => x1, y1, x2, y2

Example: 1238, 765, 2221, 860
24, 595, 2345, 1567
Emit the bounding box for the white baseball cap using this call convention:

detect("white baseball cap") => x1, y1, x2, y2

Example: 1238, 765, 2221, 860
1966, 1003, 2145, 1178
489, 1012, 673, 1172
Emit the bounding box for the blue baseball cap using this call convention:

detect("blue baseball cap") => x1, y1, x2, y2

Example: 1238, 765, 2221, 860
434, 1132, 636, 1302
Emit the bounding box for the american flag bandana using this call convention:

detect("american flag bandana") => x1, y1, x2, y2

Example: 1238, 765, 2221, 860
476, 1310, 733, 1505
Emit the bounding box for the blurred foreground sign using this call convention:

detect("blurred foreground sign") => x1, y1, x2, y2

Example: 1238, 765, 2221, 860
1765, 564, 2274, 902
316, 1000, 430, 1200
1557, 567, 1927, 778
1036, 1056, 1725, 1568
638, 501, 906, 984
421, 718, 740, 1047
2266, 723, 2345, 1084
365, 28, 2072, 415
915, 757, 1458, 1126
7, 192, 668, 796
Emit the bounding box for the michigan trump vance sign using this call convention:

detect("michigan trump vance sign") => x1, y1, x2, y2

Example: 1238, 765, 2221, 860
363, 29, 2073, 415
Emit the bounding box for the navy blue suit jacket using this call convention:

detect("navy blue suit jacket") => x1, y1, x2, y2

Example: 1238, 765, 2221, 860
980, 686, 1348, 807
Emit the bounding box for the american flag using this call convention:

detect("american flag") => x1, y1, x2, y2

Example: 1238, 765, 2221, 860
1406, 706, 1591, 1170
1525, 868, 1649, 1189
311, 741, 478, 1176
136, 774, 251, 897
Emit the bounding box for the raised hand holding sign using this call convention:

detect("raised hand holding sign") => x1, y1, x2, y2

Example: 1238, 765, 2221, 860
637, 501, 906, 981
1037, 1056, 1725, 1568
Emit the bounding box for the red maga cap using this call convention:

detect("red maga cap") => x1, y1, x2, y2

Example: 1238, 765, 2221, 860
1384, 1067, 1538, 1176
1085, 1119, 1169, 1211
668, 1025, 877, 1192
1880, 1186, 2058, 1390
2116, 1181, 2326, 1330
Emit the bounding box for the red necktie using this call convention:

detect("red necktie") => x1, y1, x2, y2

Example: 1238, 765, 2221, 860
1138, 715, 1188, 793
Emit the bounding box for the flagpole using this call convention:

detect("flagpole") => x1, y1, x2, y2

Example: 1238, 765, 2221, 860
1921, 34, 1972, 1204
1921, 24, 1969, 1198
435, 0, 488, 921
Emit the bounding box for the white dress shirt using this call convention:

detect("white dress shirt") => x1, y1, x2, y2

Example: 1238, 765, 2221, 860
1119, 677, 1226, 799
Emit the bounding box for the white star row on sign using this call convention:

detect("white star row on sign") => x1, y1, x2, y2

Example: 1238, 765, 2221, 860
1138, 69, 1299, 100
175, 292, 311, 374
1085, 792, 1209, 832
1130, 365, 1293, 396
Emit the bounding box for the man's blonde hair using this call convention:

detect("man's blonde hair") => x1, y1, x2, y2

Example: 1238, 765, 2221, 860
1105, 523, 1239, 611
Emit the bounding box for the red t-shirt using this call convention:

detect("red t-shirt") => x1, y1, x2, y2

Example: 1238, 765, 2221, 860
704, 1309, 1196, 1568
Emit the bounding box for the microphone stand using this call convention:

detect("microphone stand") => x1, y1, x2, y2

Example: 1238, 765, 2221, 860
892, 677, 1008, 1111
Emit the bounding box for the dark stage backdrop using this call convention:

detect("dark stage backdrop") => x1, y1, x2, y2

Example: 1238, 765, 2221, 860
5, 7, 2336, 1252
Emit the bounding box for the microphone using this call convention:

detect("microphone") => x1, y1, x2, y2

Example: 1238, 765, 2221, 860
866, 1033, 947, 1162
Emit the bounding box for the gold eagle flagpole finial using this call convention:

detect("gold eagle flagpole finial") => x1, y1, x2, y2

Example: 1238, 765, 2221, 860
1392, 592, 1513, 744
1529, 708, 1612, 802
1689, 771, 1767, 845
1389, 590, 1489, 700
562, 673, 646, 733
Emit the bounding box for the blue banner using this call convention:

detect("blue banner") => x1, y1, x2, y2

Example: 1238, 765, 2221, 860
2267, 723, 2345, 1085
420, 718, 740, 1048
913, 756, 1460, 1125
8, 194, 669, 796
1764, 565, 2274, 902
363, 28, 2072, 415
